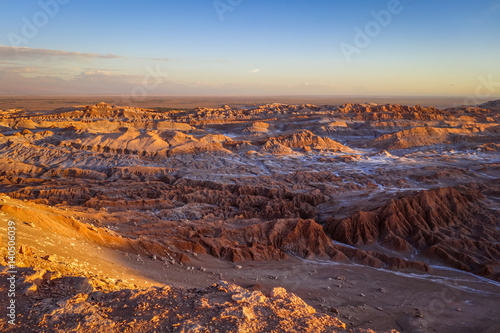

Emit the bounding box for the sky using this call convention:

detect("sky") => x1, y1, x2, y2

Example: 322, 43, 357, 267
0, 0, 499, 98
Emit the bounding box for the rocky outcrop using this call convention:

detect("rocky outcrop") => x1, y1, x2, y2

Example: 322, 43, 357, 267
245, 121, 270, 133
119, 218, 428, 272
370, 127, 470, 149
259, 130, 349, 152
0, 267, 353, 333
0, 192, 428, 273
324, 187, 500, 280
478, 99, 500, 112
261, 142, 295, 155
336, 103, 446, 121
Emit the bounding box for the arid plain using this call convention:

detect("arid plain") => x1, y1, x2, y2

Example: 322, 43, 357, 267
1, 98, 499, 332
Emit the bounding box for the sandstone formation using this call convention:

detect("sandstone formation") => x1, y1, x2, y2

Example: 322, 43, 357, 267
324, 187, 500, 280
370, 127, 470, 149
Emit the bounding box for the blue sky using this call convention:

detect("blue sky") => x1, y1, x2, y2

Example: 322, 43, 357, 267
0, 0, 499, 97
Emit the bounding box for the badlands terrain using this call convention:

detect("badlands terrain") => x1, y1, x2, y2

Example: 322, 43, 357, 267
1, 99, 500, 332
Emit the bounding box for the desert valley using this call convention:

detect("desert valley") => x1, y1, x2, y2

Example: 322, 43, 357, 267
1, 99, 499, 332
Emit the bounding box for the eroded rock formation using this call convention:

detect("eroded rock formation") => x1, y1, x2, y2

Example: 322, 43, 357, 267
324, 187, 500, 280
